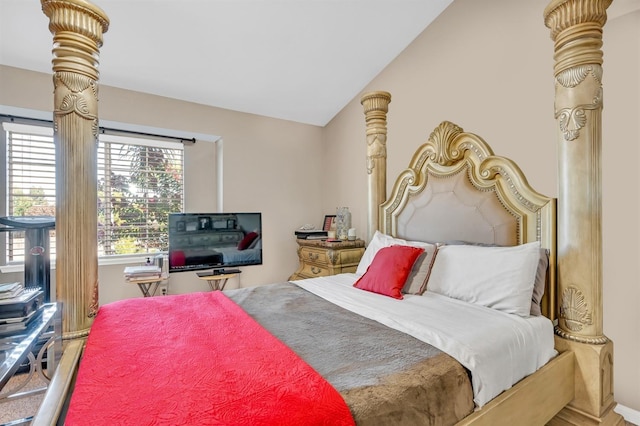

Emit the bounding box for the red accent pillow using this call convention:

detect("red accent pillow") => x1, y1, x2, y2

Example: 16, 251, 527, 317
237, 232, 259, 251
353, 245, 425, 299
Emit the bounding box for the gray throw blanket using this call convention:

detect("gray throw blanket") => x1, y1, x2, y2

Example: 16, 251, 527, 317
226, 282, 474, 425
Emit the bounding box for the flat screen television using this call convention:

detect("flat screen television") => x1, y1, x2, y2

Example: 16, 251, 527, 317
168, 212, 262, 274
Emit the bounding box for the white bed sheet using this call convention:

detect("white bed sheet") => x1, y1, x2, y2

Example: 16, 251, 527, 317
293, 273, 556, 407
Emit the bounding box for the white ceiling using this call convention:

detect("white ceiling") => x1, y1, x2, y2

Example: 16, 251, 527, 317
0, 0, 454, 126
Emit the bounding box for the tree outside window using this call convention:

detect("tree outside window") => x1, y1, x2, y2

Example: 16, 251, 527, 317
2, 120, 184, 263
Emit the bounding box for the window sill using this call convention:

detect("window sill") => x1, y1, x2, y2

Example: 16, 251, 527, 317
0, 264, 26, 274
0, 254, 163, 274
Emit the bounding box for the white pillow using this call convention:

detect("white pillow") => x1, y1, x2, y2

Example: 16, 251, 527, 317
426, 241, 541, 317
356, 230, 435, 275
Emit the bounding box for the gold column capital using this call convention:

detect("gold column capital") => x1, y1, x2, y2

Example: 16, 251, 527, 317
41, 0, 109, 80
543, 0, 612, 76
361, 91, 391, 172
41, 0, 109, 38
360, 91, 391, 115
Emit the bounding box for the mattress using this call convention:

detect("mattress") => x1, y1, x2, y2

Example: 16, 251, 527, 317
293, 273, 557, 407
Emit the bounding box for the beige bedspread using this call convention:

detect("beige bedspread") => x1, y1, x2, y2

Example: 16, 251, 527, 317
226, 282, 474, 425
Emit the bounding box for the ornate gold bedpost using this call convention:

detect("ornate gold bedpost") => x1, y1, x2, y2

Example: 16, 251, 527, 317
544, 1, 623, 425
41, 0, 109, 339
360, 91, 391, 242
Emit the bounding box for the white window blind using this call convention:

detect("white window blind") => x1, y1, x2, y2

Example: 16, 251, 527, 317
3, 122, 56, 262
97, 133, 184, 256
2, 120, 185, 263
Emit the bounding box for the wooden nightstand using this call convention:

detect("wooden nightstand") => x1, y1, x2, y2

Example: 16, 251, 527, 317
289, 239, 365, 280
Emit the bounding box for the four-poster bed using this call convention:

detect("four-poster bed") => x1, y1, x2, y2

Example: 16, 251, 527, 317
31, 0, 624, 425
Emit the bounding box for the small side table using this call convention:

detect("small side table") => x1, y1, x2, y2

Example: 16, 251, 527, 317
0, 303, 61, 424
126, 275, 167, 297
196, 272, 239, 291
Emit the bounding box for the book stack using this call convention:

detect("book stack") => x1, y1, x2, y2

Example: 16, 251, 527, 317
0, 288, 45, 335
294, 230, 328, 240
0, 282, 24, 300
124, 265, 162, 281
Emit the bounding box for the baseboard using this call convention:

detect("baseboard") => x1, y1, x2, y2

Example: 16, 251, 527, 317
616, 404, 640, 425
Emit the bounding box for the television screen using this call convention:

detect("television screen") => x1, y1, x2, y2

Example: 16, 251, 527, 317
168, 212, 262, 273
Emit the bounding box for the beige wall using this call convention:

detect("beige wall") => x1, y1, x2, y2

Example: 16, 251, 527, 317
323, 0, 639, 413
0, 0, 637, 415
601, 5, 640, 414
0, 64, 325, 301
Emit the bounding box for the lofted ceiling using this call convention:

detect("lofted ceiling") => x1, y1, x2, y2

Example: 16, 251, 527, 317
0, 0, 454, 126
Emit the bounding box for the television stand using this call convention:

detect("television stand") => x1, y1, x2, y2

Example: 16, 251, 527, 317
196, 269, 241, 291
197, 268, 241, 277
214, 268, 241, 275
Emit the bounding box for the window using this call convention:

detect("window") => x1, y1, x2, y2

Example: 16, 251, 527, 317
97, 133, 183, 256
1, 119, 184, 264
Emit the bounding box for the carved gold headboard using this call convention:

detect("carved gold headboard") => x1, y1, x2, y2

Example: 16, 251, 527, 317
381, 121, 557, 319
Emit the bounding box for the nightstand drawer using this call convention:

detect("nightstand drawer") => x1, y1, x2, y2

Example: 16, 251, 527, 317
300, 247, 330, 266
298, 263, 330, 278
338, 249, 365, 266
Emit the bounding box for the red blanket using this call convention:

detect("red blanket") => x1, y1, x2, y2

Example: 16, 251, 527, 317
66, 291, 355, 426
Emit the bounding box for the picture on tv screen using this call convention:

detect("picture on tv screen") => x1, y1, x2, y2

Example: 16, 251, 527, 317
168, 212, 262, 273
